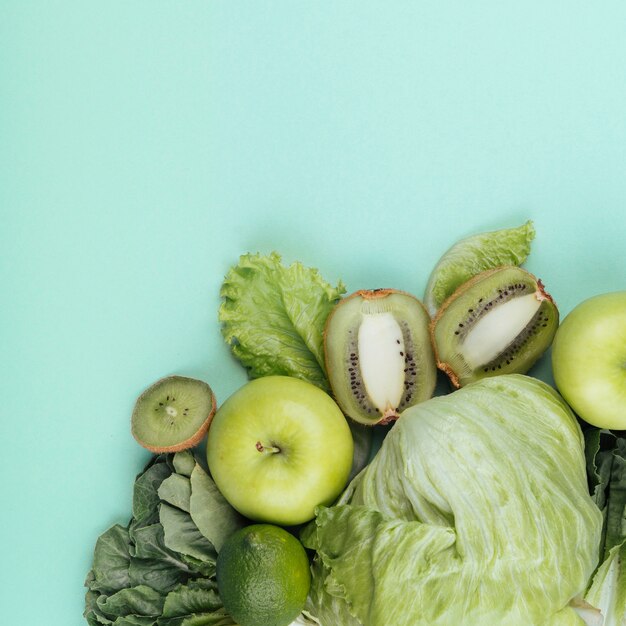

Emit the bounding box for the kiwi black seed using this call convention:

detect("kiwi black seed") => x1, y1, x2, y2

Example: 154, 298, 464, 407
431, 266, 559, 388
131, 375, 216, 453
324, 289, 437, 426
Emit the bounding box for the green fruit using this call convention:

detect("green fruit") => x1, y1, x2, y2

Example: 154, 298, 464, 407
552, 291, 626, 430
324, 289, 436, 425
207, 376, 353, 526
431, 266, 559, 387
131, 375, 216, 453
216, 524, 311, 626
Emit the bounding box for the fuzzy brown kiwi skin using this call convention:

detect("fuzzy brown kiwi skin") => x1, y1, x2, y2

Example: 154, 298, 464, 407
324, 288, 431, 426
324, 290, 372, 427
429, 266, 556, 389
131, 380, 217, 453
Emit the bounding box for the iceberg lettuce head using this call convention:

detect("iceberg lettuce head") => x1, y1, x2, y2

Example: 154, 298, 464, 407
302, 375, 603, 626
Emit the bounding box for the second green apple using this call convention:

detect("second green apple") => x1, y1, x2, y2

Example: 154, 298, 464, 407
552, 291, 626, 430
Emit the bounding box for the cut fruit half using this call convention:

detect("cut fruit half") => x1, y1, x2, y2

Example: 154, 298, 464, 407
324, 289, 436, 425
431, 266, 559, 387
131, 375, 216, 453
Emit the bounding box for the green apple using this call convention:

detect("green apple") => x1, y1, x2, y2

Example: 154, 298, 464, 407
552, 291, 626, 430
207, 376, 354, 526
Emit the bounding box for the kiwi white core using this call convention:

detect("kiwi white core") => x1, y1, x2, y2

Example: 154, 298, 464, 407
357, 312, 405, 415
462, 293, 542, 366
166, 406, 178, 418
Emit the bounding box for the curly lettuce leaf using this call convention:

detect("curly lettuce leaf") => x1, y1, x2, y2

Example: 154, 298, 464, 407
424, 220, 535, 315
219, 252, 345, 391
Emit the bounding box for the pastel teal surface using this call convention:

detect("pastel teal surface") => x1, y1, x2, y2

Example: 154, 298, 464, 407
2, 2, 625, 624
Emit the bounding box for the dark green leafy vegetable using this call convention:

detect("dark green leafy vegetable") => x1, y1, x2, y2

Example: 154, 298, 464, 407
90, 525, 132, 593
133, 462, 173, 524
128, 526, 191, 593
161, 582, 222, 618
96, 585, 164, 619
158, 474, 192, 512
160, 504, 217, 562
347, 421, 373, 481
189, 464, 243, 552
584, 429, 626, 625
84, 453, 240, 626
172, 451, 196, 478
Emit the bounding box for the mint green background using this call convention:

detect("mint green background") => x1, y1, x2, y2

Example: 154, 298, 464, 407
2, 2, 625, 623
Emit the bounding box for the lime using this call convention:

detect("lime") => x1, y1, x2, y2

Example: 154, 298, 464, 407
216, 524, 311, 626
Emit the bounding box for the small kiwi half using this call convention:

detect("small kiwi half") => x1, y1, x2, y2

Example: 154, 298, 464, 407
131, 375, 216, 453
431, 266, 559, 388
324, 289, 436, 426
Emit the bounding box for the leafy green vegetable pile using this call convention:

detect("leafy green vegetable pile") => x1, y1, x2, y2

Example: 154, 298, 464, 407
86, 223, 626, 626
85, 451, 243, 626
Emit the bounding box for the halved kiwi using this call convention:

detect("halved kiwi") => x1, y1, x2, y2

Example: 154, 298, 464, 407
431, 266, 559, 388
131, 375, 216, 453
324, 289, 436, 426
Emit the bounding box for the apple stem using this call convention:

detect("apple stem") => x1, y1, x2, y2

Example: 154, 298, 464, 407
255, 441, 281, 454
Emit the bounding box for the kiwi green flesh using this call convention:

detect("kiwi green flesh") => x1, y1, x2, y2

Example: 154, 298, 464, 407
433, 267, 559, 387
325, 290, 436, 425
132, 375, 216, 452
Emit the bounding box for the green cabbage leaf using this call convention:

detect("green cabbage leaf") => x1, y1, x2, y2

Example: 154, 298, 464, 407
302, 375, 603, 626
